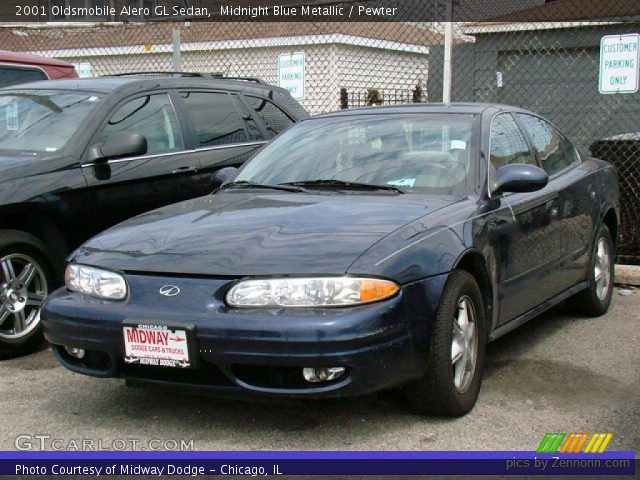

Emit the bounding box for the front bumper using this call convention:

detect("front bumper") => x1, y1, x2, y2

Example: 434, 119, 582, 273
42, 273, 447, 398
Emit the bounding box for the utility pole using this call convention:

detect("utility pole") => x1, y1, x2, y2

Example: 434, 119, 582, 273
172, 28, 181, 71
442, 0, 453, 104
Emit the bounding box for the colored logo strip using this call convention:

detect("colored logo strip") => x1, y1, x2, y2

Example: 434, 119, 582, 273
538, 433, 614, 454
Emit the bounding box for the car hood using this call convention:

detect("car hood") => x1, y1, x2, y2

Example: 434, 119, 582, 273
74, 191, 454, 277
0, 152, 67, 178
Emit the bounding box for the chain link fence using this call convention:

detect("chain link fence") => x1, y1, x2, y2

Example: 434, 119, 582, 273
1, 1, 638, 263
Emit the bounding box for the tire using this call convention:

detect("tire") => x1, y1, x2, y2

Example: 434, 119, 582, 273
0, 230, 53, 360
405, 270, 486, 417
569, 224, 615, 317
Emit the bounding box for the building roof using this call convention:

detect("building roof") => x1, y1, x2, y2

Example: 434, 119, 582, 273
0, 22, 442, 54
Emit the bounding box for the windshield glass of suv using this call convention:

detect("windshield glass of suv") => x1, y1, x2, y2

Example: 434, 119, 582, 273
236, 114, 478, 194
0, 90, 103, 153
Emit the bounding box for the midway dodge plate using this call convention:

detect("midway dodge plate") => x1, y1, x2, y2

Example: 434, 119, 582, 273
123, 324, 191, 368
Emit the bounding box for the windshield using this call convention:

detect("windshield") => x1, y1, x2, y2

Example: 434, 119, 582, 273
236, 113, 478, 195
0, 90, 103, 153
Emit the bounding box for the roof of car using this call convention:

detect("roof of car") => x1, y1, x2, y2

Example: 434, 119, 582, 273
0, 75, 285, 95
0, 50, 76, 68
315, 102, 530, 118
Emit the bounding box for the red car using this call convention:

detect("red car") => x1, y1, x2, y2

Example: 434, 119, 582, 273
0, 51, 78, 88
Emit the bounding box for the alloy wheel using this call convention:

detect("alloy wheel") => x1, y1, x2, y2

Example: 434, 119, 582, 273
451, 295, 478, 394
594, 237, 611, 301
0, 254, 48, 340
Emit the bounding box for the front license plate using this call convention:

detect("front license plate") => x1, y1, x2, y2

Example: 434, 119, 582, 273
123, 324, 191, 368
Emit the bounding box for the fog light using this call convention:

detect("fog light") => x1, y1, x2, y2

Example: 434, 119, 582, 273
64, 346, 86, 359
302, 367, 345, 383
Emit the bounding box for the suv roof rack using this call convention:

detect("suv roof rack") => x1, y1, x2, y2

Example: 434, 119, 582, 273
102, 71, 267, 84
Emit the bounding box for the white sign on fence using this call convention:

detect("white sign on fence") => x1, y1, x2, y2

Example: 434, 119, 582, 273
73, 62, 93, 78
599, 34, 640, 94
278, 52, 305, 100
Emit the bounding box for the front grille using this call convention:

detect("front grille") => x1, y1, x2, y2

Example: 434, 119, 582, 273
122, 361, 234, 387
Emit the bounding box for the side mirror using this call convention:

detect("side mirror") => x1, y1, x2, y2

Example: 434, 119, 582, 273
88, 132, 147, 162
492, 164, 548, 196
211, 167, 239, 190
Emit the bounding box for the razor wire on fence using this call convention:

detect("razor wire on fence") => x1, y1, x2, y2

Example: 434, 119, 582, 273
0, 0, 639, 263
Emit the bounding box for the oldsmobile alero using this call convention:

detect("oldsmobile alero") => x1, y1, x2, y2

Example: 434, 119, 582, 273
41, 103, 619, 416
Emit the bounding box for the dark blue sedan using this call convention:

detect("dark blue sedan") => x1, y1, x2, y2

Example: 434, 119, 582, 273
42, 103, 619, 416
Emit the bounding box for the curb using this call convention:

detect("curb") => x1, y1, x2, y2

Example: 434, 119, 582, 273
615, 264, 640, 287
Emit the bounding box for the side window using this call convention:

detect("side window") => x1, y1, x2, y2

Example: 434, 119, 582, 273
245, 95, 294, 138
100, 94, 183, 155
0, 66, 47, 88
516, 114, 579, 176
232, 95, 263, 141
180, 91, 248, 147
489, 113, 535, 168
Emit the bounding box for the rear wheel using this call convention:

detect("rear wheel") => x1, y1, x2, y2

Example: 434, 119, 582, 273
0, 231, 52, 359
405, 270, 486, 417
570, 224, 615, 317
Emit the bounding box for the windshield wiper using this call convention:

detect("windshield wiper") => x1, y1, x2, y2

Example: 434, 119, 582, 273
221, 180, 306, 193
280, 179, 405, 194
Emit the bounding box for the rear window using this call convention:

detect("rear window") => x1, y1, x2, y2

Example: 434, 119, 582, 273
244, 95, 294, 138
0, 66, 47, 88
180, 91, 248, 147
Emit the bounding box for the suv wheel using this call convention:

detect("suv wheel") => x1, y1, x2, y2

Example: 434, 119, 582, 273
0, 230, 52, 359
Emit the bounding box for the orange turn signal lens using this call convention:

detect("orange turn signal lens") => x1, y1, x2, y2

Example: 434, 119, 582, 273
359, 279, 400, 303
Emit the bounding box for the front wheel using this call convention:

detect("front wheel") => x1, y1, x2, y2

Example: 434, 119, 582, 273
569, 224, 615, 317
405, 270, 486, 417
0, 231, 52, 359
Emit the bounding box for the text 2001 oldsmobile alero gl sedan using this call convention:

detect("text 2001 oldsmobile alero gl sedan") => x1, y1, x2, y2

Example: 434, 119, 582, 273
42, 103, 619, 416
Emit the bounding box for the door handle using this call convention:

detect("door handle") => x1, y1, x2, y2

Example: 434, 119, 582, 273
545, 199, 559, 218
171, 166, 197, 174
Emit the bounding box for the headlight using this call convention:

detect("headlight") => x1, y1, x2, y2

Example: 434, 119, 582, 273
226, 277, 399, 308
64, 264, 127, 300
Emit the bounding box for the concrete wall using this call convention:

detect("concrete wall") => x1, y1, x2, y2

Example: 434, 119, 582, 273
59, 42, 429, 115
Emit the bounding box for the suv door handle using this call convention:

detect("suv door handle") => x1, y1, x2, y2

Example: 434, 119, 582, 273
171, 166, 197, 174
545, 198, 559, 218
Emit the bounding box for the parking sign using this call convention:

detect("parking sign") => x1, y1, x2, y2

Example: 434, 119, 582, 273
599, 34, 640, 94
278, 52, 305, 100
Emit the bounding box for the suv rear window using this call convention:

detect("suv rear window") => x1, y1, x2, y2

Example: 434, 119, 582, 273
244, 96, 294, 138
0, 66, 47, 88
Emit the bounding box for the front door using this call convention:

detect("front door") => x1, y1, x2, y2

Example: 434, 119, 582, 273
82, 92, 205, 235
488, 113, 559, 324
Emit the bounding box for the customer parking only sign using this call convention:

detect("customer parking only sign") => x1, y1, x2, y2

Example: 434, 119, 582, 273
278, 52, 305, 100
599, 34, 640, 94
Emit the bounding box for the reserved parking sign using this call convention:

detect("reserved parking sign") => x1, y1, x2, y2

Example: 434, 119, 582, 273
599, 33, 640, 94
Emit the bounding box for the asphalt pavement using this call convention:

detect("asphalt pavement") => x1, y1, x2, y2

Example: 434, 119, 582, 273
0, 288, 638, 453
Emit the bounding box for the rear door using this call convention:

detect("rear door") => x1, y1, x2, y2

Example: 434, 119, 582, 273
82, 91, 203, 233
176, 90, 268, 181
515, 113, 592, 291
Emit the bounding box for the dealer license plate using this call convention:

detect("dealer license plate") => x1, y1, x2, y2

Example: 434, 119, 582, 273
123, 324, 191, 368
